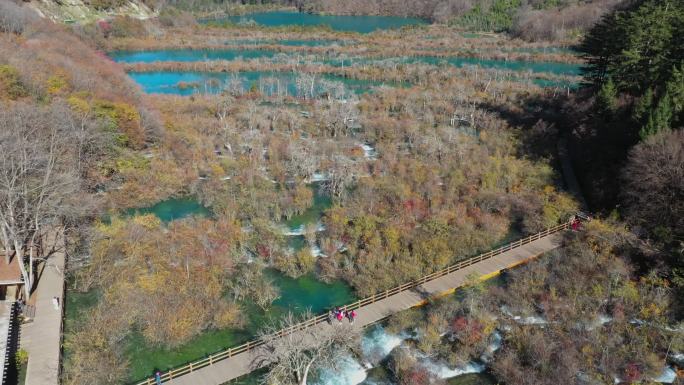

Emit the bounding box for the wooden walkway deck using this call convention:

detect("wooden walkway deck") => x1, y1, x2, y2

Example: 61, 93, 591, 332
22, 232, 65, 385
164, 231, 564, 385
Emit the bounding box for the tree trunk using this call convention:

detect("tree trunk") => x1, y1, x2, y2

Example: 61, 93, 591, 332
1, 227, 10, 265
300, 356, 316, 385
13, 240, 31, 299
29, 240, 34, 293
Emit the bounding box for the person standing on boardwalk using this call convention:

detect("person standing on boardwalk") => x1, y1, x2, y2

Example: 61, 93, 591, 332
155, 371, 162, 385
327, 310, 334, 325
348, 309, 357, 324
570, 216, 581, 231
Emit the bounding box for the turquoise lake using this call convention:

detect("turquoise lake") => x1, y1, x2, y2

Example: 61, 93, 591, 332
207, 11, 426, 33
112, 49, 581, 77
110, 48, 276, 63
397, 55, 581, 76
128, 71, 391, 96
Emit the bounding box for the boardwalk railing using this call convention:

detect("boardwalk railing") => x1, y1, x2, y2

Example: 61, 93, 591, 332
134, 222, 569, 385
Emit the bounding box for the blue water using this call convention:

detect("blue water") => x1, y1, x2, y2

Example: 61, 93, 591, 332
395, 55, 582, 77
111, 48, 580, 78
128, 71, 391, 96
267, 269, 355, 314
109, 48, 276, 63
207, 11, 426, 33
323, 55, 581, 77
224, 39, 348, 46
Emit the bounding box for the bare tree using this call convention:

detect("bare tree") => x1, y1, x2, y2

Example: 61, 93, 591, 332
253, 311, 361, 385
0, 0, 39, 34
621, 129, 684, 245
326, 155, 356, 198
0, 103, 79, 298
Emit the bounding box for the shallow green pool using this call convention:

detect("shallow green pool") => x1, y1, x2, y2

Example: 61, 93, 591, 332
125, 268, 355, 381
125, 197, 211, 222
285, 187, 332, 231
63, 287, 101, 335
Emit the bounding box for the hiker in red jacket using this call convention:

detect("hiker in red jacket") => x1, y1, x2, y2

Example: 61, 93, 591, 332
348, 309, 357, 324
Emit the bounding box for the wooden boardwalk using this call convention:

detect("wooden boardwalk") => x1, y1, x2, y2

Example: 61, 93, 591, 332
162, 230, 565, 385
22, 233, 65, 385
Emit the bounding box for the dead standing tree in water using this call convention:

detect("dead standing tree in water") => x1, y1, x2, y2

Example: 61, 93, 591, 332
0, 103, 80, 298
253, 311, 361, 385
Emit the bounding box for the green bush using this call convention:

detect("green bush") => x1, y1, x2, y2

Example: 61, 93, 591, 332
450, 0, 522, 32
0, 65, 27, 100
15, 349, 28, 366
109, 16, 149, 38
86, 0, 128, 11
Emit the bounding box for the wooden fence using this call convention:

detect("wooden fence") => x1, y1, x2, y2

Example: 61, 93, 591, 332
134, 222, 569, 385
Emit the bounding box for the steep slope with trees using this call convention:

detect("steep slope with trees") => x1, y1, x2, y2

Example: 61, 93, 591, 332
570, 0, 683, 297
0, 0, 156, 301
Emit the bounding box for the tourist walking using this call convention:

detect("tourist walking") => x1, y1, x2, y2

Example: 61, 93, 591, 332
348, 309, 357, 324
570, 216, 580, 231
327, 310, 334, 325
336, 309, 344, 323
155, 371, 162, 385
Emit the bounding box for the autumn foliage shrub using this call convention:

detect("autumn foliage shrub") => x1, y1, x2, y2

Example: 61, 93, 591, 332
86, 0, 129, 10
109, 16, 150, 38
65, 215, 247, 384
512, 0, 624, 41
0, 65, 27, 100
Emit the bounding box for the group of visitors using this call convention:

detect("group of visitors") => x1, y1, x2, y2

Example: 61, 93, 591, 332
328, 306, 357, 325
